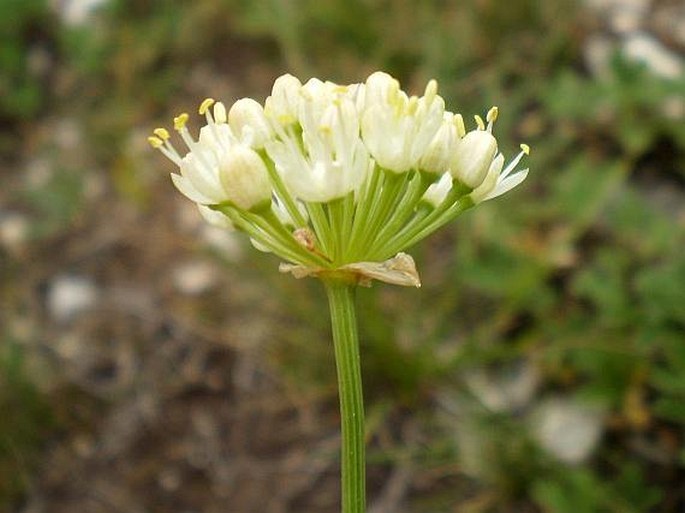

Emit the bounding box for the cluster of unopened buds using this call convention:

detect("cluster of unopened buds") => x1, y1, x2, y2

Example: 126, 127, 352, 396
149, 72, 529, 287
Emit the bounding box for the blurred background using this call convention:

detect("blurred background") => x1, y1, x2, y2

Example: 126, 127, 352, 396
1, 0, 684, 511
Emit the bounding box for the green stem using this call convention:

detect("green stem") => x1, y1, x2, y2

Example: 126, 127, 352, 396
324, 279, 366, 513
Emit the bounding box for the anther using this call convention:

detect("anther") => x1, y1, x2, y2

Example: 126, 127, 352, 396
153, 128, 170, 140
520, 143, 530, 155
486, 106, 499, 124
173, 113, 189, 131
199, 98, 215, 115
474, 115, 485, 130
147, 136, 163, 148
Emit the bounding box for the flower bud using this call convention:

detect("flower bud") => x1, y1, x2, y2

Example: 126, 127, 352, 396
219, 146, 272, 211
363, 71, 400, 109
229, 98, 272, 149
264, 74, 302, 125
449, 130, 498, 188
418, 113, 458, 174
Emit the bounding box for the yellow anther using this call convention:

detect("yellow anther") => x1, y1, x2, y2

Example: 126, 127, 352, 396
454, 114, 466, 138
486, 106, 499, 124
147, 136, 163, 148
474, 115, 485, 130
153, 127, 170, 140
520, 143, 530, 155
199, 98, 215, 115
173, 113, 189, 131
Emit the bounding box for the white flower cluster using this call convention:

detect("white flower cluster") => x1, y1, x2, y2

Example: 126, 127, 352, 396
149, 72, 528, 276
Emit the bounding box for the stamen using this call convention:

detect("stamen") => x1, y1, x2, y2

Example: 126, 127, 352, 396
474, 115, 485, 131
486, 106, 498, 132
454, 114, 466, 138
162, 139, 182, 162
147, 136, 163, 148
153, 128, 170, 140
213, 102, 227, 124
159, 145, 183, 166
199, 98, 215, 115
486, 106, 499, 124
501, 147, 529, 179
174, 113, 189, 131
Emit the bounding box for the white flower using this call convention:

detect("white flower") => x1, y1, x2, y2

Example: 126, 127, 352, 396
170, 122, 235, 205
449, 130, 498, 188
229, 98, 273, 149
218, 145, 272, 210
418, 112, 460, 174
150, 73, 529, 268
361, 73, 444, 173
470, 144, 530, 203
264, 74, 302, 125
266, 88, 369, 203
148, 101, 271, 211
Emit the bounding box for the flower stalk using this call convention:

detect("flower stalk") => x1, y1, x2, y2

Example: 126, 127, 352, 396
325, 277, 365, 513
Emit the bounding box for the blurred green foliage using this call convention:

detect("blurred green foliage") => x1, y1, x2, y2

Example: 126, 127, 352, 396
0, 341, 54, 510
0, 0, 53, 123
4, 0, 685, 510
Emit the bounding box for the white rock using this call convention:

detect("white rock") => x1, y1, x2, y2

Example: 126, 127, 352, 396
172, 260, 219, 296
583, 0, 650, 22
47, 275, 99, 322
608, 0, 649, 34
584, 35, 614, 78
0, 211, 30, 252
54, 117, 82, 151
531, 397, 605, 464
51, 0, 109, 26
25, 158, 53, 188
464, 360, 540, 413
622, 32, 684, 80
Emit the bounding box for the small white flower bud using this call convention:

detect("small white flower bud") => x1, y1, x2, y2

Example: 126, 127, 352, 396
219, 146, 272, 211
449, 130, 498, 188
418, 113, 458, 174
229, 98, 272, 149
264, 74, 302, 124
363, 71, 400, 109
